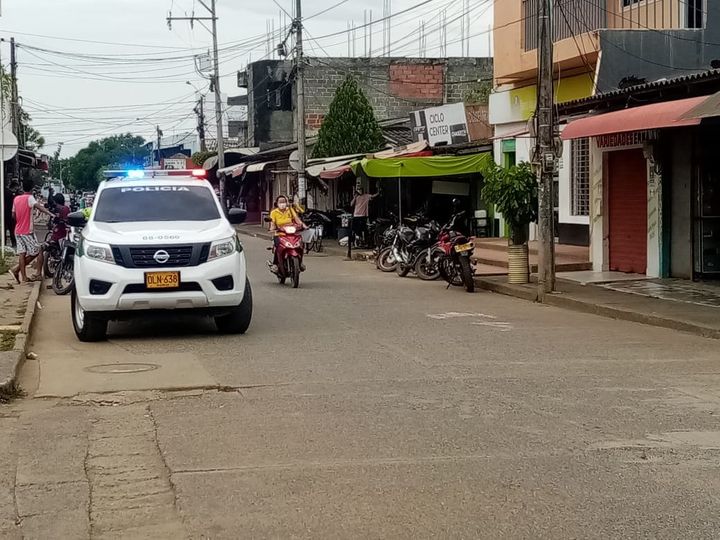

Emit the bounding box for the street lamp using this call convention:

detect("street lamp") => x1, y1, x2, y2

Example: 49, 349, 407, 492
136, 118, 163, 167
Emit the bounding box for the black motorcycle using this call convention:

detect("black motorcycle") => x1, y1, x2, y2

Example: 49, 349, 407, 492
52, 227, 79, 295
394, 220, 440, 279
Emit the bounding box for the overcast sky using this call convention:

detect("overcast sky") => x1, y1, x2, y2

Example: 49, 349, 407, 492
0, 0, 492, 157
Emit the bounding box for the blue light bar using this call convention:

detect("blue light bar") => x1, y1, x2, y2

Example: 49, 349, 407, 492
127, 170, 145, 178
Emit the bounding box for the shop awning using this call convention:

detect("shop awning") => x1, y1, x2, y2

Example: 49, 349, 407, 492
679, 90, 720, 120
351, 152, 492, 179
319, 165, 352, 180
561, 96, 707, 140
371, 141, 429, 159
217, 163, 247, 177
306, 154, 364, 178
246, 161, 277, 173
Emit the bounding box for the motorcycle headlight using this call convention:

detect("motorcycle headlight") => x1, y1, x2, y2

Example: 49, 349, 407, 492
209, 237, 236, 260
284, 226, 297, 234
84, 240, 115, 264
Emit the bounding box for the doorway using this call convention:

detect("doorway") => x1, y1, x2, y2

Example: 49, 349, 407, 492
607, 149, 647, 274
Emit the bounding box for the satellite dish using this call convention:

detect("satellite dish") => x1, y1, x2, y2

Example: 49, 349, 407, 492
289, 150, 301, 172
0, 130, 18, 162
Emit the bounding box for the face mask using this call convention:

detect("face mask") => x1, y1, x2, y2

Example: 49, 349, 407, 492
278, 202, 288, 210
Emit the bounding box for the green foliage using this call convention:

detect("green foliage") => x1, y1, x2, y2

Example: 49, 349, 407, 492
0, 65, 44, 150
464, 80, 492, 104
481, 161, 538, 245
66, 134, 148, 191
191, 150, 217, 167
312, 75, 385, 159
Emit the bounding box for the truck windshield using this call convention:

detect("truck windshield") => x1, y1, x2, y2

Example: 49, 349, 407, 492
93, 185, 221, 223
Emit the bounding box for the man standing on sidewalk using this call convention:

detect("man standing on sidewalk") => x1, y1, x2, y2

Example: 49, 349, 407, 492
9, 174, 54, 284
351, 186, 379, 246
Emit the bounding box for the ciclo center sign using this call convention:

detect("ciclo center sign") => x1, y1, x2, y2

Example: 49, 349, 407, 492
410, 102, 470, 147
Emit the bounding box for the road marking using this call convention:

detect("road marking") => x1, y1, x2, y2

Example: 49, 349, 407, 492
426, 312, 497, 320
472, 321, 514, 332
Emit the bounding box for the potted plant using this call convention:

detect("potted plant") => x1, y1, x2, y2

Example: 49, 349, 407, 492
481, 161, 538, 284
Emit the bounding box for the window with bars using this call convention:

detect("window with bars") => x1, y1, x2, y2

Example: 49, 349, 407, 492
571, 138, 590, 216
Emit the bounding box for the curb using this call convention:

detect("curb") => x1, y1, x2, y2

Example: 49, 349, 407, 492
474, 277, 720, 340
0, 280, 42, 394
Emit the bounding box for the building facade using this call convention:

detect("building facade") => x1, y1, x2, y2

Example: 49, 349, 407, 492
491, 0, 716, 247
238, 57, 493, 149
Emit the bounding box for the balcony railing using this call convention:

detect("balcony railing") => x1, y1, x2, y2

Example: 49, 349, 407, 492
523, 0, 705, 52
524, 0, 606, 51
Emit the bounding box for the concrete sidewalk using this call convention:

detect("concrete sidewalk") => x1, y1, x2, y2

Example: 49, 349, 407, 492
476, 275, 720, 339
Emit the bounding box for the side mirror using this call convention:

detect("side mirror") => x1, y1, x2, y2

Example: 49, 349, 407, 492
67, 211, 87, 227
227, 207, 247, 225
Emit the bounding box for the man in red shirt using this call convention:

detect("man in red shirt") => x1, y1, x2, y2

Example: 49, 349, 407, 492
9, 176, 54, 283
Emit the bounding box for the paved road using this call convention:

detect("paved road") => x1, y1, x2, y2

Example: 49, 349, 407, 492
2, 236, 720, 538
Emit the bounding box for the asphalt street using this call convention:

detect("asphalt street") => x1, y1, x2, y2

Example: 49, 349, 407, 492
2, 235, 720, 538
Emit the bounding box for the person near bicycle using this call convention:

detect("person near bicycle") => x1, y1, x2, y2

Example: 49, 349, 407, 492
268, 195, 304, 273
351, 186, 380, 247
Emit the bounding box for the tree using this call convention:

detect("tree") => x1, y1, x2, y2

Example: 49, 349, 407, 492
312, 75, 385, 159
481, 161, 538, 245
191, 150, 216, 167
66, 134, 149, 191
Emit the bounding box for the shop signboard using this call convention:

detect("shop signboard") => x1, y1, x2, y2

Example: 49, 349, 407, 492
410, 102, 470, 147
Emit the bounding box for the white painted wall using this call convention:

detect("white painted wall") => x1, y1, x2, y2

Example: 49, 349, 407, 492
647, 163, 662, 278
558, 138, 590, 226
589, 139, 604, 271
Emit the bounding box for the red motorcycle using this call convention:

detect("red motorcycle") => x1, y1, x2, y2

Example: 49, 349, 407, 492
270, 224, 305, 288
415, 212, 475, 292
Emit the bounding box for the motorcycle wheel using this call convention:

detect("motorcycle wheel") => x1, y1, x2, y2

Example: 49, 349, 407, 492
414, 251, 440, 281
44, 248, 60, 278
375, 247, 397, 273
442, 258, 463, 287
53, 259, 74, 295
459, 256, 475, 293
396, 261, 411, 277
291, 256, 301, 288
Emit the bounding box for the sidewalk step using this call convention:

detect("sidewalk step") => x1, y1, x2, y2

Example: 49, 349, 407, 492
472, 256, 591, 273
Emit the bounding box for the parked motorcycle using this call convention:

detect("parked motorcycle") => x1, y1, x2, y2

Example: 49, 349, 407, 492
268, 224, 305, 288
52, 226, 79, 295
375, 225, 399, 272
42, 217, 68, 278
394, 219, 440, 279
428, 212, 475, 292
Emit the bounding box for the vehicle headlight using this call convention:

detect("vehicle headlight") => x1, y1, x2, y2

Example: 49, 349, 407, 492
284, 226, 297, 234
84, 240, 115, 264
209, 237, 236, 260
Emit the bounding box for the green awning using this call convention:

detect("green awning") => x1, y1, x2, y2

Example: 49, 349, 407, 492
351, 152, 492, 179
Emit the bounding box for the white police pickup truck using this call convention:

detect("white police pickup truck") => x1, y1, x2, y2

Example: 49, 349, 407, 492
68, 169, 251, 342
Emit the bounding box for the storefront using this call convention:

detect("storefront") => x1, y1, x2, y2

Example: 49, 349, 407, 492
562, 95, 716, 279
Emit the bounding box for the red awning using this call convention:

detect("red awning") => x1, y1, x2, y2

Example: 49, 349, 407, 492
561, 96, 707, 140
319, 165, 352, 180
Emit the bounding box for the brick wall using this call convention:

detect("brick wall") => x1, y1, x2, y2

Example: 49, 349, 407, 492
243, 57, 493, 144
302, 57, 493, 134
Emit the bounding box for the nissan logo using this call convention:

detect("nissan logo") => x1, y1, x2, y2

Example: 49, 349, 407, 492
153, 250, 170, 264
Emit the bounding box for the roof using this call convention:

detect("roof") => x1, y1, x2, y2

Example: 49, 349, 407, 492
562, 96, 706, 140
560, 70, 720, 115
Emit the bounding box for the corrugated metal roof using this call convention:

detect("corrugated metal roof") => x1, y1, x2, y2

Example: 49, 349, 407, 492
560, 70, 720, 113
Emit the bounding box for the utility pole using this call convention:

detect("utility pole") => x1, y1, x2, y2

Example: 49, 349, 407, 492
167, 0, 225, 205
9, 37, 19, 178
156, 125, 163, 167
295, 0, 307, 202
195, 94, 207, 152
535, 0, 556, 298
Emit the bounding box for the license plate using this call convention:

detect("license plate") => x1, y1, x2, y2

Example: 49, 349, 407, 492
455, 242, 473, 253
145, 271, 180, 289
